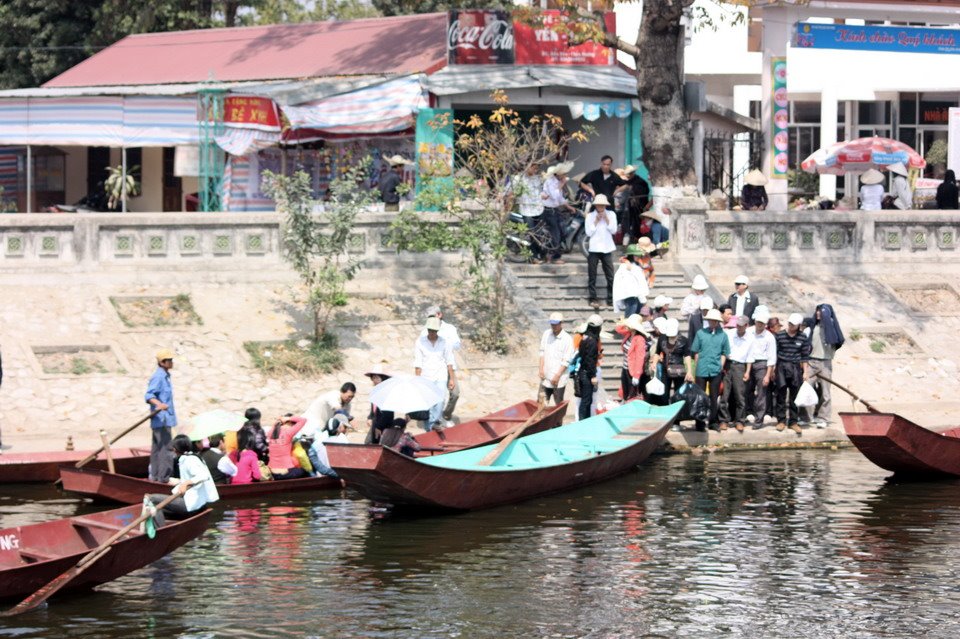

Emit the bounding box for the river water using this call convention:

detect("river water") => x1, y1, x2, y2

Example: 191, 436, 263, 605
1, 449, 959, 638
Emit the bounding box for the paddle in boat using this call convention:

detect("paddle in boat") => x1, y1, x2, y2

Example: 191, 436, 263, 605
330, 399, 683, 511
0, 448, 150, 484
841, 411, 960, 478
0, 503, 210, 602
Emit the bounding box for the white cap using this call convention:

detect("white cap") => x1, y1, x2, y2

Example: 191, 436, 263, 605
663, 318, 680, 337
691, 275, 708, 291
752, 305, 770, 323
653, 295, 672, 308
548, 312, 564, 325
734, 274, 750, 285
425, 317, 441, 331
699, 298, 714, 311
788, 312, 804, 326
652, 317, 668, 333
587, 313, 604, 327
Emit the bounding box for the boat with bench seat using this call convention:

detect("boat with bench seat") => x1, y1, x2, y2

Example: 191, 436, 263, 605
330, 400, 683, 511
0, 504, 210, 600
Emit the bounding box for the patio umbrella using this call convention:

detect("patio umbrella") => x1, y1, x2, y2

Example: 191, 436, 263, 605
182, 409, 246, 441
801, 136, 925, 175
368, 374, 446, 415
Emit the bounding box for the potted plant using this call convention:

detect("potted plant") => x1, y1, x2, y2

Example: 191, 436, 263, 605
104, 164, 141, 210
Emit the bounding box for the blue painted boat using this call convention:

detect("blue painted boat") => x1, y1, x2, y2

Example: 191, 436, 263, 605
332, 400, 683, 511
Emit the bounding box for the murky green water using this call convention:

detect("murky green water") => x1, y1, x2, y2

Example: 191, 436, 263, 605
1, 450, 959, 638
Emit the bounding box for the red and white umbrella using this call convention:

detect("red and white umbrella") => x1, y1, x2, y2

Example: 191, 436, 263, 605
801, 136, 925, 175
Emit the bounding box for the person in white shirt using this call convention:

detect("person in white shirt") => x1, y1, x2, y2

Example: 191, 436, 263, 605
301, 383, 356, 440
510, 162, 546, 262
149, 434, 219, 524
718, 315, 754, 432
679, 274, 710, 320
746, 305, 777, 426
585, 193, 618, 309
612, 243, 650, 318
859, 169, 884, 211
889, 162, 913, 210
541, 161, 576, 264
414, 316, 456, 431
727, 274, 760, 321
539, 312, 575, 404
421, 305, 461, 424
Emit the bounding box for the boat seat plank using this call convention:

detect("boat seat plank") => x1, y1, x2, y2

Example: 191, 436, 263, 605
72, 517, 137, 535
19, 548, 55, 562
614, 430, 653, 439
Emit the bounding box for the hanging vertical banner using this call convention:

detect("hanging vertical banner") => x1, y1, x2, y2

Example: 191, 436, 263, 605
771, 57, 789, 177
415, 108, 454, 206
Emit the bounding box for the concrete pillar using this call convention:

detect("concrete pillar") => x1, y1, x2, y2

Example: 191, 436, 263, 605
819, 90, 838, 200
760, 6, 791, 210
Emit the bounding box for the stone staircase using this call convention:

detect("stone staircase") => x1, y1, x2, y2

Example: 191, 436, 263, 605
509, 250, 698, 396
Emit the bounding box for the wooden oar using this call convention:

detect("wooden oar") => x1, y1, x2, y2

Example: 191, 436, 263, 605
477, 403, 548, 467
73, 410, 159, 470
816, 373, 881, 414
1, 486, 190, 617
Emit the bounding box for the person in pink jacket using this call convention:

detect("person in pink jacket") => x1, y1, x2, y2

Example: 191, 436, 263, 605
615, 314, 649, 402
268, 414, 308, 480
230, 429, 263, 484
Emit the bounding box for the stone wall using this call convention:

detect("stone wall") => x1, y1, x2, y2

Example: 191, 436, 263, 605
673, 204, 960, 273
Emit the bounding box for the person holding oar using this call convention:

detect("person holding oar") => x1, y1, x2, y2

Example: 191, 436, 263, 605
149, 434, 219, 525
145, 349, 178, 482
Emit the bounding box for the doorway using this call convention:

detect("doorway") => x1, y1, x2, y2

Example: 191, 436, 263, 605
162, 147, 182, 211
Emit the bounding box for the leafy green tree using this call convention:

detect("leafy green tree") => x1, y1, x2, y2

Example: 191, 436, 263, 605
372, 0, 492, 16
262, 161, 373, 341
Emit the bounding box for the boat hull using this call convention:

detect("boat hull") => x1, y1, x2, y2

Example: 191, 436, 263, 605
0, 505, 210, 600
841, 411, 960, 477
332, 406, 675, 511
60, 467, 339, 504
0, 448, 150, 483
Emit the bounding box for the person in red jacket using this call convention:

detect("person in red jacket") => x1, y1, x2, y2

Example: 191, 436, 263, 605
615, 314, 649, 402
268, 414, 307, 480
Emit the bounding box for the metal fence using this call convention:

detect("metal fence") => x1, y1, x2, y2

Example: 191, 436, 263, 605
701, 131, 764, 207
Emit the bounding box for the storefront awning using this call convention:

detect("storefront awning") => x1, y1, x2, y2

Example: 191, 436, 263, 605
424, 65, 638, 97
0, 96, 198, 146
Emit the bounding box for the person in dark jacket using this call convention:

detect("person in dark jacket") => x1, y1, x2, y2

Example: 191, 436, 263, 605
727, 274, 760, 321
775, 314, 812, 434
936, 170, 959, 210
687, 298, 714, 343
802, 303, 844, 426
741, 169, 769, 210
577, 314, 604, 420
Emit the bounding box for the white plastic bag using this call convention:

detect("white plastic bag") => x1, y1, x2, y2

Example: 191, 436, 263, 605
594, 387, 615, 414
795, 381, 819, 407
645, 377, 665, 396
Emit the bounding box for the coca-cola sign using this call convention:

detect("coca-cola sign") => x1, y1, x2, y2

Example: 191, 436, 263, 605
448, 10, 515, 65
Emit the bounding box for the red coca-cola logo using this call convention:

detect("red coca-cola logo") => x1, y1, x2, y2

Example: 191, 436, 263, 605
448, 18, 513, 51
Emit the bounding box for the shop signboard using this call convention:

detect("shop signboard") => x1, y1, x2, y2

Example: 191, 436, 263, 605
794, 22, 960, 55
415, 108, 454, 207
514, 11, 616, 65
224, 96, 282, 130
771, 57, 789, 177
448, 10, 515, 65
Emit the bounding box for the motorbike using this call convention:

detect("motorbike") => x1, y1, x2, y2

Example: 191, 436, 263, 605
505, 206, 589, 263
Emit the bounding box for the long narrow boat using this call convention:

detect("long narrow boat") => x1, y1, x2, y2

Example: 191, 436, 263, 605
330, 400, 683, 511
62, 399, 566, 504
60, 468, 340, 504
0, 505, 210, 600
841, 411, 960, 477
326, 399, 568, 468
0, 448, 150, 484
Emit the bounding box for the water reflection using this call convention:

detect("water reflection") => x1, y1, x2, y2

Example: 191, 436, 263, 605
1, 451, 960, 638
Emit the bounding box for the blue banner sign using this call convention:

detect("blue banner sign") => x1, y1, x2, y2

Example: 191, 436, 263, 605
795, 22, 960, 55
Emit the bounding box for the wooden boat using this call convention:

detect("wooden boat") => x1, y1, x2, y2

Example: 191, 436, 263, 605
0, 448, 150, 484
841, 411, 960, 477
326, 399, 568, 468
0, 504, 210, 600
330, 400, 682, 511
59, 468, 340, 504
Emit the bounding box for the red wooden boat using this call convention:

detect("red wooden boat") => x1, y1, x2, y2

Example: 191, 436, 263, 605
59, 467, 340, 504
841, 411, 960, 477
0, 448, 150, 484
329, 400, 682, 511
326, 399, 568, 468
0, 504, 210, 600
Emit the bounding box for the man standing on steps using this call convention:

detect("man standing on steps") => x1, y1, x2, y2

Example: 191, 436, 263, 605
585, 194, 617, 310
775, 313, 812, 435
718, 315, 753, 432
541, 161, 576, 265
579, 155, 629, 224
680, 275, 710, 320
422, 305, 462, 425
539, 312, 575, 405
746, 305, 777, 427
690, 309, 729, 432
145, 349, 178, 482
508, 161, 545, 263
728, 275, 760, 321
804, 303, 844, 427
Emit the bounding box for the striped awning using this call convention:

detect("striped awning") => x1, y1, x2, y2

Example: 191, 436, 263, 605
281, 75, 428, 135
0, 96, 198, 146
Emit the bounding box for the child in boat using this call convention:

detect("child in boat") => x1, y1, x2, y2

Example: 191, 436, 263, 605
379, 418, 421, 457
149, 434, 219, 523
268, 414, 308, 480
231, 429, 263, 484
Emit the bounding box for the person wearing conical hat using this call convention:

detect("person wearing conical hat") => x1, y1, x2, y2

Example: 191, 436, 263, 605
858, 168, 884, 211
612, 242, 650, 318
888, 162, 913, 210
145, 349, 178, 482
741, 168, 769, 211
632, 236, 657, 288
380, 155, 411, 212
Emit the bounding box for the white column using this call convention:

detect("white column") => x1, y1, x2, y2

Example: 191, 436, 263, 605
761, 7, 791, 210
819, 90, 838, 200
